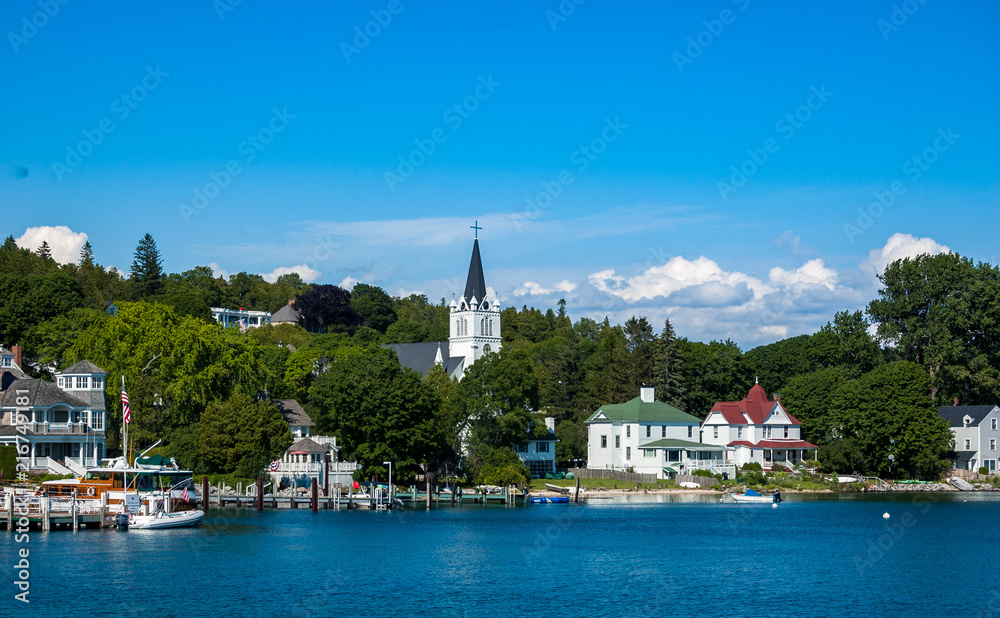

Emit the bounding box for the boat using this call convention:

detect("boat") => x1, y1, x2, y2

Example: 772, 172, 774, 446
678, 481, 701, 489
530, 496, 569, 504
726, 488, 782, 504
545, 483, 571, 494
129, 507, 204, 529
38, 453, 198, 514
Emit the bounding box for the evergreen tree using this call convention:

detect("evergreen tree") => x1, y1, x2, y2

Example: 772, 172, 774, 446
36, 240, 52, 261
79, 241, 94, 266
653, 319, 686, 409
129, 233, 164, 298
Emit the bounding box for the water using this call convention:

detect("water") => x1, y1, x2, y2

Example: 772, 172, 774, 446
4, 492, 1000, 617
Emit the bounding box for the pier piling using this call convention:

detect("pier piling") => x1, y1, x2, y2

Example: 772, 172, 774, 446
426, 474, 432, 510
256, 477, 264, 511
574, 477, 580, 504
5, 493, 12, 532
311, 480, 318, 513
72, 490, 79, 532
41, 496, 50, 532
202, 476, 210, 510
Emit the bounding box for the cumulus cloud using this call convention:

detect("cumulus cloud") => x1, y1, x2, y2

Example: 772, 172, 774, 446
769, 259, 838, 291
514, 280, 578, 296
262, 264, 322, 283
588, 255, 771, 303
861, 233, 951, 280
15, 226, 88, 264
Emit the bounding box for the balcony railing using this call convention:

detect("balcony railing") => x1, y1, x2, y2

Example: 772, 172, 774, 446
22, 422, 105, 435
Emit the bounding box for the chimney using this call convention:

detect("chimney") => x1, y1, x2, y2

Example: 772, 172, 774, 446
773, 393, 781, 403
544, 417, 555, 433
954, 397, 959, 406
640, 384, 654, 403
12, 344, 22, 370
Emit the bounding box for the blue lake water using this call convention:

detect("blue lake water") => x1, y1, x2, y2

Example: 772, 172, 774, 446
4, 492, 1000, 617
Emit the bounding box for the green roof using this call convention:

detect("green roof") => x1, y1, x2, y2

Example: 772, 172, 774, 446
585, 397, 700, 425
639, 438, 731, 452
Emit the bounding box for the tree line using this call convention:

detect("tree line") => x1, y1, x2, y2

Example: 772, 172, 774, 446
3, 233, 997, 481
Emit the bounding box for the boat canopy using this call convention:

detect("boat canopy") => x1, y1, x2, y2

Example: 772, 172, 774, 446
745, 488, 762, 497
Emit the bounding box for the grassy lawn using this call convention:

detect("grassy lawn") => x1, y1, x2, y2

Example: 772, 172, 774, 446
529, 477, 675, 491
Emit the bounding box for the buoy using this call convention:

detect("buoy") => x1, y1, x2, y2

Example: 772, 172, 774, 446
771, 503, 777, 509
882, 512, 890, 519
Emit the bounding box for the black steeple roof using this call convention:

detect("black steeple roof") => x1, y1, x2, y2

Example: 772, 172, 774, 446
463, 238, 487, 306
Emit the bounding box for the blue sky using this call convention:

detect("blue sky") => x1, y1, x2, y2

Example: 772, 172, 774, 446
2, 1, 998, 348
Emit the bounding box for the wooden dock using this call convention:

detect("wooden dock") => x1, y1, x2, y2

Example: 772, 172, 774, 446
1, 492, 115, 531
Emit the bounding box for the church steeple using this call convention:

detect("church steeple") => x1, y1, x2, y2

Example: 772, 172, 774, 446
463, 238, 487, 306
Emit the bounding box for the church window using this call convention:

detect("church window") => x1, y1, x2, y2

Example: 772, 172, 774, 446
483, 344, 492, 355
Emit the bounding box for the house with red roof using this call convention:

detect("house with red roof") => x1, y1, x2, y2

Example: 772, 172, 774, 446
700, 381, 818, 470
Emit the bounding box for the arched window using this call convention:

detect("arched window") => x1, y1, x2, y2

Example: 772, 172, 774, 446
483, 344, 492, 355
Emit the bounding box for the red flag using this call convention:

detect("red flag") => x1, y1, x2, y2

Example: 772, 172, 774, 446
122, 388, 131, 425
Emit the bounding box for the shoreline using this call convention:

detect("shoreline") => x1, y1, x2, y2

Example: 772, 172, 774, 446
530, 483, 1000, 498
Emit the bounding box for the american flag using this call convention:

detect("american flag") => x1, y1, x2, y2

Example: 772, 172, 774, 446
122, 388, 131, 425
239, 317, 247, 333
181, 486, 190, 502
269, 461, 280, 472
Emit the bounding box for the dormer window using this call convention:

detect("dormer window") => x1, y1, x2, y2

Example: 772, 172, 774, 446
93, 377, 103, 390
964, 415, 972, 428
1, 357, 10, 367
58, 377, 65, 388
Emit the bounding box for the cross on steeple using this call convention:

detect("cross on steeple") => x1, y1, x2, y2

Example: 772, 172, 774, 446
470, 220, 482, 238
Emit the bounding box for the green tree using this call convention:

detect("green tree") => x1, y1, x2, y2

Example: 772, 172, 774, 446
468, 445, 530, 486
652, 319, 686, 409
349, 283, 397, 333
129, 233, 164, 298
308, 346, 449, 480
868, 252, 1000, 403
450, 349, 542, 454
0, 445, 17, 482
35, 240, 52, 261
197, 393, 292, 477
780, 368, 847, 445
78, 241, 95, 266
677, 338, 753, 417
834, 361, 952, 479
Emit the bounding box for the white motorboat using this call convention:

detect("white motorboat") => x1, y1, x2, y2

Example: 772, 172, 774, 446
129, 508, 205, 529
724, 489, 782, 504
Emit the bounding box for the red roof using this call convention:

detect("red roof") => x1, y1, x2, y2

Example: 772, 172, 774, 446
705, 383, 800, 426
728, 439, 818, 449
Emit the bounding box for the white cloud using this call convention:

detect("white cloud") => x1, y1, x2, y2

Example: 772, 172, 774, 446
514, 280, 578, 296
262, 264, 322, 283
338, 276, 360, 290
15, 226, 88, 264
769, 259, 838, 291
208, 262, 230, 280
773, 230, 816, 257
588, 255, 771, 303
861, 233, 951, 280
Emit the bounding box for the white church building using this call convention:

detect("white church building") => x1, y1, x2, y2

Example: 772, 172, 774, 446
385, 231, 556, 474
385, 235, 502, 379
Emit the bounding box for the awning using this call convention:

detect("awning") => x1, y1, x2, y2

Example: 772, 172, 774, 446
662, 467, 677, 474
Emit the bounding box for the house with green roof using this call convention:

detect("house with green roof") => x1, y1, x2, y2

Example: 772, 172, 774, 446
585, 385, 733, 479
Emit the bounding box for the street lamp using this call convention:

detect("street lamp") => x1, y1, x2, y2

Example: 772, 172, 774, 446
383, 461, 392, 507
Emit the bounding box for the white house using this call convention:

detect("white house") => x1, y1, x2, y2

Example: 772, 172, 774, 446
267, 399, 359, 489
516, 417, 558, 477
585, 385, 732, 479
210, 307, 271, 330
700, 381, 818, 470
937, 404, 1000, 473
0, 354, 108, 474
